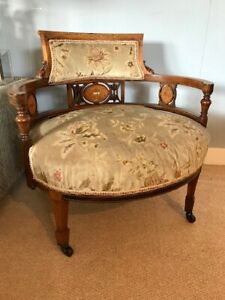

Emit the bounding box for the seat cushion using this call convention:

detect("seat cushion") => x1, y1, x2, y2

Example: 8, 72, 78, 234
29, 105, 209, 196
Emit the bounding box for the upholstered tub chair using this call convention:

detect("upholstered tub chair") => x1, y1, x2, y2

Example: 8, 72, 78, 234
9, 31, 213, 256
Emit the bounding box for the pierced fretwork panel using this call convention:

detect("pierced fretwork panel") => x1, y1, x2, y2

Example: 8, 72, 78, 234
159, 83, 177, 107
67, 81, 125, 107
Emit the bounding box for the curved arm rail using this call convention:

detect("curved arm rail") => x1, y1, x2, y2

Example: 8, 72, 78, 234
7, 74, 214, 216
144, 73, 214, 93
144, 73, 213, 127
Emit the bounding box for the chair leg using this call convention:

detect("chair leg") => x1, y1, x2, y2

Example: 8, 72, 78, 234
185, 171, 201, 223
48, 190, 73, 257
22, 142, 36, 189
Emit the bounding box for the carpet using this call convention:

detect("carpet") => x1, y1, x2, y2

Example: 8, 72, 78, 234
0, 165, 224, 300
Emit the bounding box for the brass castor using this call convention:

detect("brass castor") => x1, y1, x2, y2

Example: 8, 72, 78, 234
186, 212, 196, 223
60, 245, 74, 257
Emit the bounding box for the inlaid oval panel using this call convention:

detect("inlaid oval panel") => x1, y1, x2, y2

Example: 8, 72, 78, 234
27, 94, 37, 115
82, 83, 111, 104
159, 84, 176, 105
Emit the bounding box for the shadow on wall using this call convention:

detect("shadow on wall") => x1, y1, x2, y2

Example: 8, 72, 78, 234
207, 84, 225, 148
0, 0, 42, 77
144, 42, 171, 74
208, 113, 225, 148
127, 42, 170, 103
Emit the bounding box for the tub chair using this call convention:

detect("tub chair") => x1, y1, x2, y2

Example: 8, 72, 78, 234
9, 31, 213, 256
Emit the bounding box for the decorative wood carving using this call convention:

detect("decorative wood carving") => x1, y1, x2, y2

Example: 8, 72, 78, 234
159, 83, 177, 107
144, 60, 154, 74
38, 61, 48, 78
70, 81, 124, 106
82, 82, 111, 104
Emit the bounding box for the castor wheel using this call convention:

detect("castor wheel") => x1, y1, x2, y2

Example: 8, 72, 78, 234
186, 212, 196, 223
60, 245, 74, 257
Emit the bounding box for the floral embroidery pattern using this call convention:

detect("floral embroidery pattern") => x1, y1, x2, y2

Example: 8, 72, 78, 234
160, 142, 168, 149
87, 47, 111, 74
114, 46, 119, 52
116, 155, 167, 188
134, 135, 146, 143
110, 116, 146, 145
120, 122, 135, 132
88, 48, 109, 64
30, 105, 209, 195
128, 61, 134, 68
49, 40, 144, 83
76, 72, 83, 77
54, 120, 107, 159
53, 169, 62, 182
158, 114, 202, 139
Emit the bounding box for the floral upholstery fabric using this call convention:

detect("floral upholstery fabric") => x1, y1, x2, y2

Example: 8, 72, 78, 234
49, 40, 144, 83
29, 105, 209, 196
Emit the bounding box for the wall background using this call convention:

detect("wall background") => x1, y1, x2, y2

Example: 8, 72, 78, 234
0, 0, 224, 147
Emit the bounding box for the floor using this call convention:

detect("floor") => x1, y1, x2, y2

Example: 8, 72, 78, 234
0, 165, 225, 300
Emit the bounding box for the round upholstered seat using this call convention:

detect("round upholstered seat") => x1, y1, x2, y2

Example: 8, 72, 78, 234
29, 105, 209, 196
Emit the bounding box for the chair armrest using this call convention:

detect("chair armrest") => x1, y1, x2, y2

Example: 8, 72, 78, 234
144, 73, 214, 126
8, 78, 49, 140
145, 73, 213, 93
7, 78, 50, 188
8, 78, 49, 97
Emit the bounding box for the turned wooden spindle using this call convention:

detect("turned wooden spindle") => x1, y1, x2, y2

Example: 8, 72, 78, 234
9, 92, 35, 188
200, 93, 212, 127
200, 86, 213, 127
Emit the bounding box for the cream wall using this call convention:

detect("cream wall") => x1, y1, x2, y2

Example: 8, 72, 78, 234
1, 0, 225, 147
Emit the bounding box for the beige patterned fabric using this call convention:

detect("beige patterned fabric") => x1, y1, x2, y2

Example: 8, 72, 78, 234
29, 105, 209, 196
49, 40, 144, 83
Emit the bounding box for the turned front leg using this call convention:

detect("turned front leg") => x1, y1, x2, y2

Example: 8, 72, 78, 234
48, 190, 73, 257
185, 171, 201, 223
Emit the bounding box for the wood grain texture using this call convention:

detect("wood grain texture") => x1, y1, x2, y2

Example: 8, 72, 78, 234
48, 189, 70, 246
159, 83, 177, 107
82, 82, 111, 104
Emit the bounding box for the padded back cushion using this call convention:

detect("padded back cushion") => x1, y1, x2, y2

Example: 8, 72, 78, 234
49, 39, 144, 83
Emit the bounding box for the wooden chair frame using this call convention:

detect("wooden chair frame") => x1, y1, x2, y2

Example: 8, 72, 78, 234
9, 31, 214, 256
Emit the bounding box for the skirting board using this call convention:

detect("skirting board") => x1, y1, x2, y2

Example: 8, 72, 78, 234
204, 148, 225, 165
